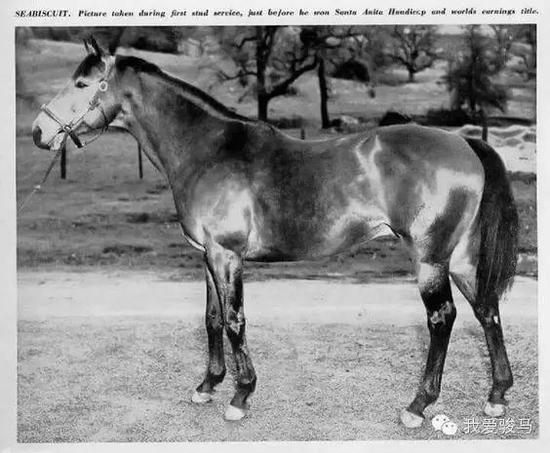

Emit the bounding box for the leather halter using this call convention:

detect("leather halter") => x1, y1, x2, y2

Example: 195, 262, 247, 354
40, 59, 114, 149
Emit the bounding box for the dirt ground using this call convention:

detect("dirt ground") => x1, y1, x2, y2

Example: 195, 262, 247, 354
17, 271, 538, 441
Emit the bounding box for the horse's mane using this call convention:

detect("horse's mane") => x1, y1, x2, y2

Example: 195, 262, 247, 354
115, 55, 254, 124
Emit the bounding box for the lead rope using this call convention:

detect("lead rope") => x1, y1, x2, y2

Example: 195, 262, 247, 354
17, 144, 65, 214
18, 112, 109, 215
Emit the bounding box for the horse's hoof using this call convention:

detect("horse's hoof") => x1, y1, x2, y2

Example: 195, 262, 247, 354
224, 404, 247, 421
484, 401, 506, 417
400, 409, 424, 428
191, 390, 212, 404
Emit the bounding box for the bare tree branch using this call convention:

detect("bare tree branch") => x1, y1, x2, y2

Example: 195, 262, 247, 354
235, 35, 257, 49
268, 54, 318, 99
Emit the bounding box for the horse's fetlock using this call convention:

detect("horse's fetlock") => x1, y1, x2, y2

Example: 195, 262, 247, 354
423, 388, 440, 406
498, 375, 513, 392
208, 368, 226, 385
238, 375, 257, 393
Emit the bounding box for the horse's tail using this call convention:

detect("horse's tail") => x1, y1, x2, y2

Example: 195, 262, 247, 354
466, 138, 519, 302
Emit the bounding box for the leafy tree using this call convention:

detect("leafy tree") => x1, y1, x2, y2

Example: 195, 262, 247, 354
446, 26, 508, 140
389, 25, 438, 82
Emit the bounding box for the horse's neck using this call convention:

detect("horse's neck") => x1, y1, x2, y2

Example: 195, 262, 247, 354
120, 71, 226, 181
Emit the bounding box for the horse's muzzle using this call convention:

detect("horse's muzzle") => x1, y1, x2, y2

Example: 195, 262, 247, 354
32, 125, 49, 149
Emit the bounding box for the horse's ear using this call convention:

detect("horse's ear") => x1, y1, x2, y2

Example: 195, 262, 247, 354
89, 35, 104, 57
83, 39, 91, 54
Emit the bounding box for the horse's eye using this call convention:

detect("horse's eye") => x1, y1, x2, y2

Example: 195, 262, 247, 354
75, 80, 88, 89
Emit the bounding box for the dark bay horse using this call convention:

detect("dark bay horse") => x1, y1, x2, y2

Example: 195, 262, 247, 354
31, 39, 519, 427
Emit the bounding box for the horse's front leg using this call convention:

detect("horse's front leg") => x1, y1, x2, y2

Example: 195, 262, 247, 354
192, 260, 226, 404
205, 246, 256, 421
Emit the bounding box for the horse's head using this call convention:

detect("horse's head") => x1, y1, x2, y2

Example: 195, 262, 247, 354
32, 37, 120, 150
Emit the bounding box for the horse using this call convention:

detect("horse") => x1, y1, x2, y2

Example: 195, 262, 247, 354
31, 37, 519, 428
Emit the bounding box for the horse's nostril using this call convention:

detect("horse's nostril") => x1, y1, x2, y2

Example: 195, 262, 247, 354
32, 126, 42, 145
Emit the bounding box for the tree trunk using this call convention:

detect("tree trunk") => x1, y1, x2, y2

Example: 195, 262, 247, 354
255, 27, 269, 122
407, 68, 415, 83
257, 94, 269, 122
480, 108, 488, 142
318, 58, 330, 129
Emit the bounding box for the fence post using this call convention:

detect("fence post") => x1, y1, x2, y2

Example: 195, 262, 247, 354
60, 145, 67, 179
138, 144, 144, 179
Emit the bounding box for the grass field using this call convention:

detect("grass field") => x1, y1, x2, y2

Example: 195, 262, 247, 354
17, 274, 538, 441
15, 38, 538, 442
18, 319, 538, 441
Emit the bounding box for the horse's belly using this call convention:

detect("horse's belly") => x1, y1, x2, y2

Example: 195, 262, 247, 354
319, 218, 395, 256
244, 216, 393, 262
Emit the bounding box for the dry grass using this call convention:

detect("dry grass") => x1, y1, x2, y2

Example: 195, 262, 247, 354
18, 317, 537, 441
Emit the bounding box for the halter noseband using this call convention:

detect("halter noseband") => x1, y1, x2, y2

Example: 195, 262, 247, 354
40, 61, 113, 149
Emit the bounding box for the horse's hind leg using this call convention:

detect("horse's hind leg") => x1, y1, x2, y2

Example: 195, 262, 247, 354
401, 261, 457, 428
450, 237, 513, 417
192, 261, 227, 404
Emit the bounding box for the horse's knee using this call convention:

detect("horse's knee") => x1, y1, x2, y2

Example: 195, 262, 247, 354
427, 300, 456, 333
224, 308, 245, 339
206, 310, 224, 332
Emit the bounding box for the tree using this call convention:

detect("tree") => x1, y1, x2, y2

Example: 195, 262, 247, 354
490, 25, 514, 70
514, 24, 536, 80
446, 26, 508, 141
300, 26, 382, 128
389, 25, 438, 82
213, 26, 318, 121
